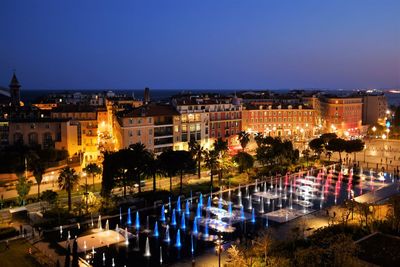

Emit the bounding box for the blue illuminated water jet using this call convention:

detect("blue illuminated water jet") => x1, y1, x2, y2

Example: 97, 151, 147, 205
218, 197, 222, 209
193, 218, 198, 235
171, 209, 177, 226
196, 204, 201, 219
165, 225, 170, 243
204, 220, 209, 238
199, 193, 203, 207
177, 196, 181, 213
207, 196, 211, 209
185, 200, 190, 216
168, 197, 172, 210
176, 229, 181, 248
228, 202, 232, 216
191, 234, 194, 255
251, 208, 255, 223
127, 208, 132, 225
135, 211, 140, 229
181, 213, 186, 230
160, 205, 165, 222
154, 221, 159, 237
240, 206, 245, 220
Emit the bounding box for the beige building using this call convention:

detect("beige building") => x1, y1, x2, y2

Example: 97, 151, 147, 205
8, 118, 80, 155
360, 92, 387, 126
114, 104, 180, 153
50, 105, 99, 162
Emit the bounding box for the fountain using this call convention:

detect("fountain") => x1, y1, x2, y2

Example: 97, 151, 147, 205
245, 185, 249, 199
265, 214, 269, 228
207, 196, 211, 209
228, 202, 233, 216
196, 203, 202, 218
127, 208, 132, 225
160, 205, 166, 222
68, 231, 71, 240
102, 252, 106, 263
193, 218, 198, 235
165, 225, 171, 243
263, 182, 267, 194
168, 197, 172, 210
59, 225, 63, 238
119, 207, 122, 223
171, 209, 177, 226
199, 193, 203, 207
135, 211, 140, 230
238, 194, 242, 207
251, 208, 256, 223
270, 177, 274, 189
237, 184, 242, 197
98, 215, 102, 230
177, 196, 181, 212
240, 206, 245, 220
105, 220, 109, 231
83, 240, 87, 253
204, 220, 209, 239
125, 228, 129, 245
191, 234, 194, 255
259, 198, 264, 213
112, 258, 115, 267
176, 229, 181, 247
160, 246, 163, 264
185, 200, 190, 216
92, 246, 95, 255
181, 213, 186, 230
218, 196, 223, 209
134, 233, 140, 251
144, 237, 151, 257
248, 195, 252, 210
153, 221, 159, 237
254, 179, 258, 193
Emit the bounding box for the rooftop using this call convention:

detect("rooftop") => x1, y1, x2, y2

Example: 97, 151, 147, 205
117, 103, 180, 118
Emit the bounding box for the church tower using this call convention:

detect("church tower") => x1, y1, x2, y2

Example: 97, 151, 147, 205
9, 72, 21, 107
144, 87, 150, 104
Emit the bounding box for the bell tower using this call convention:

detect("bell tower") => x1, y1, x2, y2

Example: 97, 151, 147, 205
9, 72, 21, 107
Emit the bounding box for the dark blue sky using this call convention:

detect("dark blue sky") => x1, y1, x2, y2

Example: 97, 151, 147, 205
0, 0, 399, 90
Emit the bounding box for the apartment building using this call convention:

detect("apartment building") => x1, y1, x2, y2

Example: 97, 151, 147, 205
50, 105, 99, 161
242, 104, 318, 140
319, 96, 363, 136
114, 104, 180, 153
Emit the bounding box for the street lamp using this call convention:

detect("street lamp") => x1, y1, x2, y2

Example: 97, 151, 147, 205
215, 235, 223, 267
83, 171, 88, 213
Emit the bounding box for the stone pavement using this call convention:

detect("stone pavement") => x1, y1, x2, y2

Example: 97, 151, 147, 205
354, 182, 400, 204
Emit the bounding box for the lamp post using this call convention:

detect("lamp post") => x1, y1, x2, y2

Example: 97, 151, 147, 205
215, 235, 223, 267
83, 171, 88, 213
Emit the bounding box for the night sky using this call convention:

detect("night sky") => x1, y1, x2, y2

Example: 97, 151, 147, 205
0, 0, 399, 90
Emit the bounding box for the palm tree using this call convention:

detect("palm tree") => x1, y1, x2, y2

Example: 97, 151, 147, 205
188, 139, 204, 179
254, 132, 265, 148
143, 154, 163, 192
204, 150, 219, 190
174, 151, 196, 194
213, 138, 228, 154
58, 167, 79, 211
129, 143, 152, 193
238, 131, 250, 151
159, 150, 179, 193
31, 163, 46, 200
83, 163, 102, 190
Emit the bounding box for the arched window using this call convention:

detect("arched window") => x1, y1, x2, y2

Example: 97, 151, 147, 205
43, 132, 53, 148
28, 132, 38, 146
13, 133, 23, 145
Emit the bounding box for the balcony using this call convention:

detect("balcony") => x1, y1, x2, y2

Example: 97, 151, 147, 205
154, 137, 173, 146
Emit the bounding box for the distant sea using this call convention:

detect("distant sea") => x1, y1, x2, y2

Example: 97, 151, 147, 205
19, 89, 400, 106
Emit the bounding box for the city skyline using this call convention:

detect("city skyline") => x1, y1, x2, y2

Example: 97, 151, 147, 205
1, 0, 399, 90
